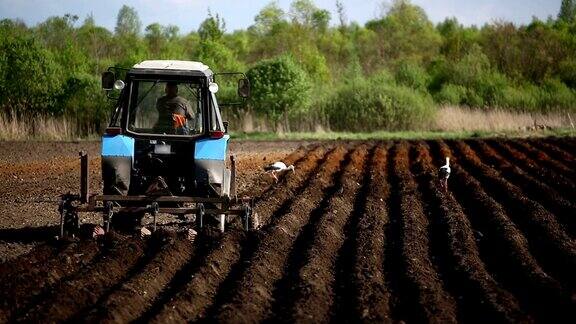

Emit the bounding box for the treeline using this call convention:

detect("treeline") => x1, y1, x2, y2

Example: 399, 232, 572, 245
1, 0, 576, 134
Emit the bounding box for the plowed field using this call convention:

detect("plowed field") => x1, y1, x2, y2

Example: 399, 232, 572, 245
0, 138, 575, 323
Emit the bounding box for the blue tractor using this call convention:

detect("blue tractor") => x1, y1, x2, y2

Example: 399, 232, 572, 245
59, 60, 255, 237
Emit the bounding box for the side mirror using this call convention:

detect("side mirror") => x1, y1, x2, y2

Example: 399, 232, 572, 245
102, 71, 115, 90
238, 78, 251, 98
223, 121, 229, 133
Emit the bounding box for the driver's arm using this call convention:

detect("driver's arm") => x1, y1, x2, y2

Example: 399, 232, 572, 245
182, 99, 193, 120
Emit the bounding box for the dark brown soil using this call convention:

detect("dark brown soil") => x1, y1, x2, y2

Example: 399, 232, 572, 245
0, 138, 575, 323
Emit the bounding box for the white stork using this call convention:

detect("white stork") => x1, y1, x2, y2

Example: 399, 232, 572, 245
264, 161, 295, 182
438, 157, 451, 192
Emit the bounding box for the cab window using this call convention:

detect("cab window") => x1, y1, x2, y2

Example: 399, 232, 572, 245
127, 80, 204, 136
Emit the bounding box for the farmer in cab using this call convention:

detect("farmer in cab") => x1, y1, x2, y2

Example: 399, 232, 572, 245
155, 81, 193, 135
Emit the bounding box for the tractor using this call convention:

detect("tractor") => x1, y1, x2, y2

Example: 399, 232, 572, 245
59, 60, 256, 238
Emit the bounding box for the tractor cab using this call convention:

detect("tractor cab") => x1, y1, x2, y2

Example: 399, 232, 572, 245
58, 60, 254, 238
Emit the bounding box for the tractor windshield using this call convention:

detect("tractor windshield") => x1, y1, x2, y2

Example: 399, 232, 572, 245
127, 80, 204, 136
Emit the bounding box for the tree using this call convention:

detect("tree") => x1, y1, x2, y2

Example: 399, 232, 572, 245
290, 0, 317, 26
365, 0, 441, 64
289, 0, 330, 30
558, 0, 576, 23
198, 11, 225, 41
145, 23, 164, 56
246, 56, 311, 130
437, 17, 479, 60
77, 17, 113, 73
0, 33, 62, 115
35, 14, 78, 50
252, 2, 285, 35
336, 0, 347, 29
193, 40, 243, 72
115, 5, 141, 36
312, 9, 331, 32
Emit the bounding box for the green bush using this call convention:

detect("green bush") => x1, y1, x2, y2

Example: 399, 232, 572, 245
493, 84, 539, 111
394, 61, 430, 92
369, 69, 395, 85
537, 79, 576, 112
434, 84, 467, 105
463, 89, 485, 108
194, 39, 244, 72
558, 60, 576, 89
54, 73, 110, 134
321, 78, 436, 131
430, 46, 514, 108
0, 33, 62, 115
246, 55, 311, 127
295, 44, 331, 82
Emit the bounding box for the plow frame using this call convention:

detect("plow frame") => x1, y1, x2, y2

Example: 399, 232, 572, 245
58, 151, 254, 238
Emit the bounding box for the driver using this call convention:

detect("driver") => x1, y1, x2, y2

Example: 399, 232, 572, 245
155, 82, 193, 135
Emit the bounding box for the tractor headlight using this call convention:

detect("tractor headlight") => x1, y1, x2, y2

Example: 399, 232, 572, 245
209, 82, 219, 93
114, 80, 125, 90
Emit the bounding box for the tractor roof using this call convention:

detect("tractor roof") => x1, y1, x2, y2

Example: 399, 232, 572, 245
130, 60, 212, 77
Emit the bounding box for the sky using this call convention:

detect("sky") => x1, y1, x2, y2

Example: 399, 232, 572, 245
0, 0, 562, 34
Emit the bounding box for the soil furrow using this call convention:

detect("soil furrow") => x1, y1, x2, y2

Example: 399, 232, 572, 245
16, 234, 147, 323
509, 140, 575, 178
205, 146, 349, 323
388, 142, 458, 324
143, 148, 328, 322
448, 140, 576, 288
430, 141, 574, 321
469, 140, 576, 236
486, 140, 576, 202
134, 147, 325, 321
272, 145, 369, 323
330, 146, 379, 324
412, 142, 529, 323
528, 139, 575, 167
255, 146, 327, 226
247, 145, 314, 200
0, 243, 58, 284
547, 137, 576, 153
1, 138, 576, 323
0, 240, 99, 322
80, 232, 194, 323
139, 230, 244, 323
346, 145, 393, 323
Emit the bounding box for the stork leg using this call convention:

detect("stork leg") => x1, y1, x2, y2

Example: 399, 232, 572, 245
272, 171, 278, 183
437, 178, 445, 192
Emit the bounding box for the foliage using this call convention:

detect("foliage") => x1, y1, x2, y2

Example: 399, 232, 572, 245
434, 84, 467, 105
198, 11, 226, 41
558, 0, 576, 23
394, 61, 430, 92
0, 33, 62, 115
366, 0, 442, 64
1, 0, 576, 136
321, 76, 436, 131
246, 56, 311, 128
252, 2, 285, 35
115, 5, 141, 36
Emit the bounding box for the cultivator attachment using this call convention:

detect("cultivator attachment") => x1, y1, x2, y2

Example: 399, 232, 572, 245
58, 152, 256, 239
